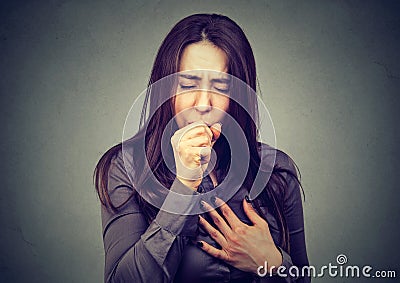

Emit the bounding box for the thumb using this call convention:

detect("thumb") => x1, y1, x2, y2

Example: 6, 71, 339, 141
210, 122, 222, 143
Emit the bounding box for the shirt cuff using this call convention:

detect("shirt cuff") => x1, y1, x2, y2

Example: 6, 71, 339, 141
277, 246, 294, 272
255, 246, 298, 282
272, 246, 298, 281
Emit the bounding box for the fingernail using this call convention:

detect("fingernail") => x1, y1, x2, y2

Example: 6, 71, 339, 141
196, 241, 203, 248
200, 200, 207, 210
245, 195, 251, 203
210, 196, 217, 204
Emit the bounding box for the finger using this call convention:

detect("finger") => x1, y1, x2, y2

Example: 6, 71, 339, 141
185, 127, 212, 140
196, 240, 228, 261
210, 123, 222, 142
243, 198, 267, 227
198, 215, 228, 247
180, 136, 211, 148
200, 205, 232, 239
181, 122, 213, 141
172, 120, 203, 137
172, 121, 211, 142
198, 147, 212, 164
214, 197, 243, 228
186, 146, 211, 165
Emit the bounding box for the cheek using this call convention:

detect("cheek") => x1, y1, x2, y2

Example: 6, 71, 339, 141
213, 96, 230, 112
173, 96, 186, 114
173, 99, 179, 115
174, 93, 198, 114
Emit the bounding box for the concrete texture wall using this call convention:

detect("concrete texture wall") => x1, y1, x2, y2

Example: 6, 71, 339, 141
1, 1, 399, 282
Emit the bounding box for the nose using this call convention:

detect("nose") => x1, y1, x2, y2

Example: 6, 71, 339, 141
194, 89, 212, 113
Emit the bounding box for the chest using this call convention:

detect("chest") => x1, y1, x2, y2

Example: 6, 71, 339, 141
174, 187, 280, 282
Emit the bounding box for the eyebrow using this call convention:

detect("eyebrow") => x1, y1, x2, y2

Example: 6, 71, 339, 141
178, 74, 231, 84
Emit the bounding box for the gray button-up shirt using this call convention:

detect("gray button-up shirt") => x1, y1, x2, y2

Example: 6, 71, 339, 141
100, 146, 310, 282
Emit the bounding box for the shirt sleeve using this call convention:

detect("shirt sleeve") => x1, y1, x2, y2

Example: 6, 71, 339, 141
282, 163, 311, 283
276, 156, 311, 283
101, 152, 199, 283
257, 151, 311, 283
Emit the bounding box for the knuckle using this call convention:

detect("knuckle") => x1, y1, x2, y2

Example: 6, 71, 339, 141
215, 252, 224, 259
227, 234, 239, 244
221, 207, 230, 218
212, 216, 221, 226
226, 243, 237, 253
233, 226, 246, 236
177, 146, 183, 154
260, 220, 269, 229
210, 230, 219, 239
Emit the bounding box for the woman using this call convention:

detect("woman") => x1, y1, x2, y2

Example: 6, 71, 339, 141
94, 14, 310, 282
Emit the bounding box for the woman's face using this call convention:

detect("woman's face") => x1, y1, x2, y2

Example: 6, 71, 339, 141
174, 42, 230, 128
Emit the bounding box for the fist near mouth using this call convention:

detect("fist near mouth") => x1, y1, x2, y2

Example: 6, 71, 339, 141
171, 121, 222, 190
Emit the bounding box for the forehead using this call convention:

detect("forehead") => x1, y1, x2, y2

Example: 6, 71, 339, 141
179, 42, 228, 73
178, 71, 231, 83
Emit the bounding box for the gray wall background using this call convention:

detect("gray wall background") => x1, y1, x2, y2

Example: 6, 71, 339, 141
1, 1, 399, 282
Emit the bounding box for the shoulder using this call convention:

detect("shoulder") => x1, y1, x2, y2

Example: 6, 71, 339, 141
104, 142, 139, 206
259, 143, 298, 177
107, 139, 140, 186
259, 143, 303, 204
108, 146, 130, 182
100, 144, 142, 233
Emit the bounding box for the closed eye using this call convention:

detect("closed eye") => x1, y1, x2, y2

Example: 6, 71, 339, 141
179, 84, 196, 89
214, 87, 229, 94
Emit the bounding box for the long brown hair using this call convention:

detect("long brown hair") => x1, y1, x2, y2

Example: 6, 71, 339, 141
93, 13, 303, 253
